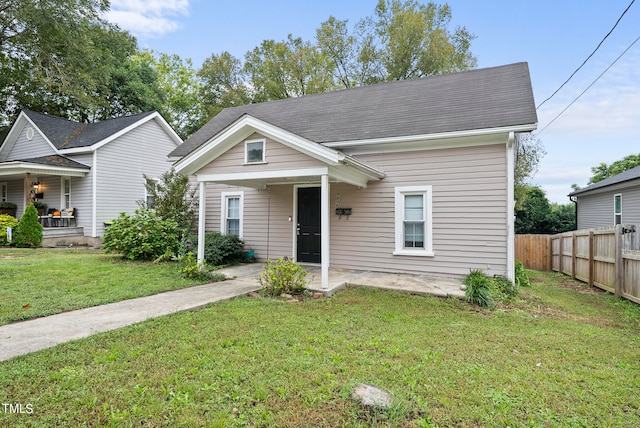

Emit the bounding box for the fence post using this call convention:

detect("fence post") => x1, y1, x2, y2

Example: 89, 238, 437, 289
559, 235, 564, 274
588, 231, 594, 287
571, 232, 577, 280
547, 235, 552, 271
615, 224, 623, 297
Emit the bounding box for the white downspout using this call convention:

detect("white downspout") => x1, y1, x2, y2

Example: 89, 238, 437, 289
506, 132, 515, 282
321, 174, 330, 290
197, 181, 206, 266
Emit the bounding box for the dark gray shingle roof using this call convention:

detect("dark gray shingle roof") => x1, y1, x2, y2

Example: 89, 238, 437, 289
24, 110, 156, 149
170, 62, 537, 158
569, 165, 640, 196
13, 155, 91, 169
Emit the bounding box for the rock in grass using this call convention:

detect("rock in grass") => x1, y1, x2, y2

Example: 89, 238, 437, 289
351, 383, 392, 409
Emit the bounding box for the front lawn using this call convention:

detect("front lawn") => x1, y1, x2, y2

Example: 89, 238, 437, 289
1, 270, 639, 427
0, 249, 208, 325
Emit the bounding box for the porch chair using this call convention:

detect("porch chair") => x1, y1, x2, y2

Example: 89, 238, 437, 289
60, 207, 76, 227
41, 208, 57, 227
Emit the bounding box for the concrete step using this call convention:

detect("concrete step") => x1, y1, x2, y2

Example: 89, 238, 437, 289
43, 227, 84, 238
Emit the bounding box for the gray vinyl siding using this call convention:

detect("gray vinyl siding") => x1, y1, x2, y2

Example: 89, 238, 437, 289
65, 154, 94, 235
576, 182, 640, 229
329, 143, 508, 278
5, 125, 55, 160
202, 183, 293, 259
199, 142, 509, 278
94, 120, 176, 236
2, 179, 25, 216
197, 134, 325, 175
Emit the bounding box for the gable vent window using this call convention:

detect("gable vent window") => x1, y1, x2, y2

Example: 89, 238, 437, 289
245, 139, 266, 164
26, 127, 34, 140
614, 194, 622, 225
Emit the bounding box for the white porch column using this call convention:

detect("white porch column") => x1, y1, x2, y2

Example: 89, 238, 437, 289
321, 174, 330, 290
197, 181, 206, 266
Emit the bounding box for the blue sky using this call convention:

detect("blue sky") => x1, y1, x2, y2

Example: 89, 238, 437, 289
105, 0, 640, 204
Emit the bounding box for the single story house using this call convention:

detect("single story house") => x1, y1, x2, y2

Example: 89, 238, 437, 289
569, 165, 640, 229
170, 62, 538, 288
0, 110, 181, 238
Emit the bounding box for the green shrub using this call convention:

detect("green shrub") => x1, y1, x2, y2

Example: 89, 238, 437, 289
514, 261, 531, 287
14, 203, 43, 248
463, 269, 494, 309
493, 275, 519, 301
177, 252, 226, 282
259, 257, 309, 297
102, 209, 180, 260
201, 232, 244, 266
0, 214, 18, 246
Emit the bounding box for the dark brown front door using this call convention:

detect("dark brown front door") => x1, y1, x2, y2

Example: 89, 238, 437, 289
297, 187, 321, 263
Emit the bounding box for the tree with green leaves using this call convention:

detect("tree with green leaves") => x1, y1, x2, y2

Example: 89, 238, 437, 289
514, 133, 546, 209
314, 1, 476, 89
515, 186, 575, 234
197, 51, 252, 121
244, 35, 336, 102
141, 169, 198, 240
0, 0, 163, 127
588, 153, 640, 184
369, 0, 476, 79
133, 50, 204, 139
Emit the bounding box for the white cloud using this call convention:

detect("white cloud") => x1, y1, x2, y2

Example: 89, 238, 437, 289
105, 0, 190, 38
536, 52, 640, 138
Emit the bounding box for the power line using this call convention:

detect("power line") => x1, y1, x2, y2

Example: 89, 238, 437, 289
537, 33, 640, 135
536, 0, 635, 110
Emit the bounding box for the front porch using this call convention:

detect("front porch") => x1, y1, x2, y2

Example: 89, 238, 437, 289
217, 263, 465, 298
41, 226, 101, 248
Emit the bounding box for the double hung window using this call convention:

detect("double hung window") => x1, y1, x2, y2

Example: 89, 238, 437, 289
394, 186, 433, 256
614, 194, 622, 225
221, 192, 244, 236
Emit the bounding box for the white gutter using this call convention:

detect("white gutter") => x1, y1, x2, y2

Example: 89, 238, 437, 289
323, 124, 537, 149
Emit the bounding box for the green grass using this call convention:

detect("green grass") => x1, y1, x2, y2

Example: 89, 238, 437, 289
1, 268, 639, 427
0, 249, 209, 325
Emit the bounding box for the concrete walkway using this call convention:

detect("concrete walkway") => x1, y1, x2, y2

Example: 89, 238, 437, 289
0, 279, 260, 362
1, 265, 464, 362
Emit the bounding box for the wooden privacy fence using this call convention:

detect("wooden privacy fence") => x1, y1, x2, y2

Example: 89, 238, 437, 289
515, 234, 552, 271
517, 226, 640, 305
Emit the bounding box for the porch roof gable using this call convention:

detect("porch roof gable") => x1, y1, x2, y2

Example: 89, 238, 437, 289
174, 115, 385, 188
0, 155, 90, 178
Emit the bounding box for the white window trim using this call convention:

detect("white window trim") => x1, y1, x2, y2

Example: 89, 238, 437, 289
220, 191, 244, 237
244, 138, 266, 164
614, 193, 622, 225
61, 177, 71, 209
393, 185, 434, 257
145, 177, 159, 208
0, 182, 7, 202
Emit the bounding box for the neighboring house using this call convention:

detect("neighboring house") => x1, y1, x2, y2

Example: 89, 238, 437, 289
569, 165, 640, 229
170, 63, 538, 287
0, 110, 181, 238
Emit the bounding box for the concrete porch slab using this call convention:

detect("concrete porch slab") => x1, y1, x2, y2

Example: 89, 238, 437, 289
216, 264, 465, 298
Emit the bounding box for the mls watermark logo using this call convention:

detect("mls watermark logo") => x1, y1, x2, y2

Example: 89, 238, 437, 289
2, 403, 33, 414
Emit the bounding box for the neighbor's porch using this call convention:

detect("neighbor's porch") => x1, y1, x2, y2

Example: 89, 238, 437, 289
0, 155, 90, 219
